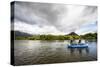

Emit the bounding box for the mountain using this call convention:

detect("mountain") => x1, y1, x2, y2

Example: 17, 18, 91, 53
11, 31, 32, 37
67, 32, 79, 36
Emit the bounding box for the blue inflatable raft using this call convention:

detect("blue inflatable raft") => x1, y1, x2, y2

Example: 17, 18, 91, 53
68, 44, 88, 48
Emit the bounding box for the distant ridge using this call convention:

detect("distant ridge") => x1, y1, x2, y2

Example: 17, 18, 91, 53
11, 31, 32, 37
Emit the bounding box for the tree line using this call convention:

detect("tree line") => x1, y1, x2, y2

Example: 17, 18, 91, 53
15, 33, 97, 41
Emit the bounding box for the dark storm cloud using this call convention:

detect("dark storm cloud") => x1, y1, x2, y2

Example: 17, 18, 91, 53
82, 6, 97, 16
14, 1, 67, 26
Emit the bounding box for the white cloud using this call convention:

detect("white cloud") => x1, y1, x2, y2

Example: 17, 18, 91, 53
14, 20, 64, 35
12, 2, 97, 35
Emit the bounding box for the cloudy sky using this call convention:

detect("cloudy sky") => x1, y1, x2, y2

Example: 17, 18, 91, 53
11, 1, 97, 35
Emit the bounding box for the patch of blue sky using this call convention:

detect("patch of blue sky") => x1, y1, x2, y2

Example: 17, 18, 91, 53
76, 21, 97, 35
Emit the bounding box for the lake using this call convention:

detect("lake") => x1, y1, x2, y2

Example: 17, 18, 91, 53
14, 40, 97, 65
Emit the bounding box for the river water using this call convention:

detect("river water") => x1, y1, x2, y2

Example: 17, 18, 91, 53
14, 40, 97, 65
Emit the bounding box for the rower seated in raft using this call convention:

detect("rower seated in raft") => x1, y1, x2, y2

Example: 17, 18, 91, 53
70, 39, 85, 45
78, 39, 86, 45
70, 40, 77, 45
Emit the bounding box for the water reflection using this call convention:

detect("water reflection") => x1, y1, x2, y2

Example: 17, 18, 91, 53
68, 48, 89, 55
